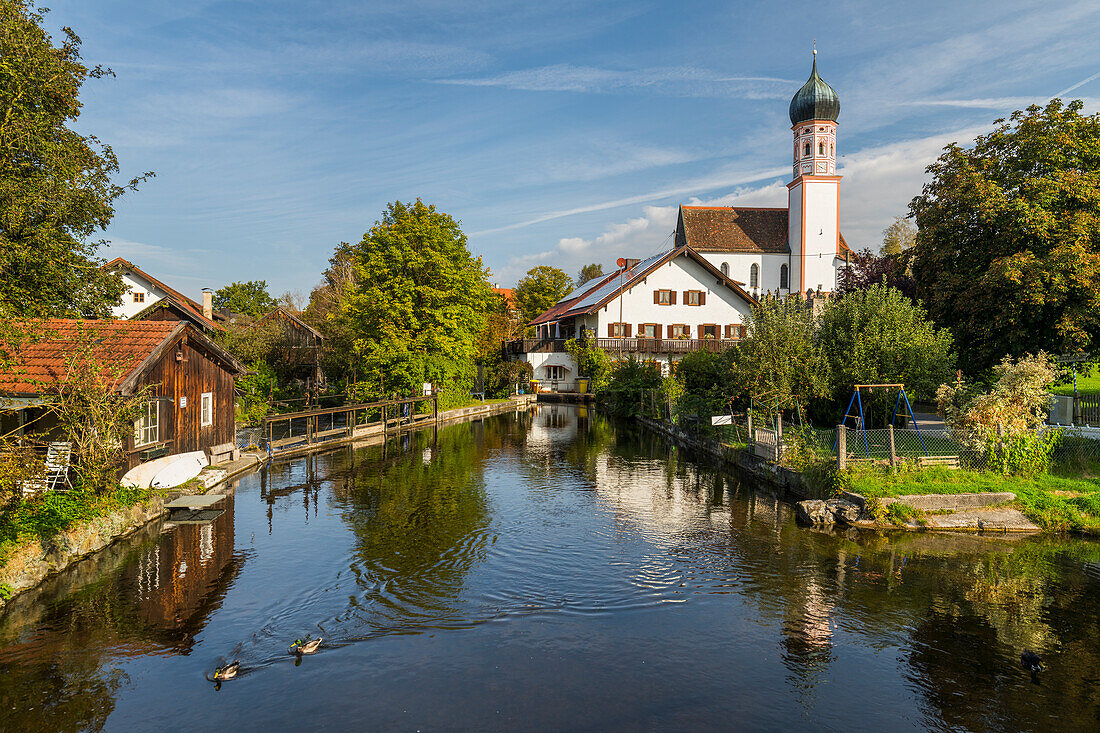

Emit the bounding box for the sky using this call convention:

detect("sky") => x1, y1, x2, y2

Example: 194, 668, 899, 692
45, 0, 1100, 301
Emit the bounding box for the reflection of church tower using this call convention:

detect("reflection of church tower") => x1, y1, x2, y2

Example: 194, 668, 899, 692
787, 47, 841, 295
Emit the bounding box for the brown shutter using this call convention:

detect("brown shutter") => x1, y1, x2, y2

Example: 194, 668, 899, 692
700, 291, 706, 306
638, 323, 644, 336
670, 290, 677, 305
740, 325, 747, 339
624, 324, 632, 338
683, 291, 689, 304
667, 324, 674, 338
654, 324, 661, 340
724, 325, 731, 338
697, 324, 704, 339
654, 290, 660, 304
608, 323, 614, 337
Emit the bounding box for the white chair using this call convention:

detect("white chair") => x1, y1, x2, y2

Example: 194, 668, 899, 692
21, 441, 74, 496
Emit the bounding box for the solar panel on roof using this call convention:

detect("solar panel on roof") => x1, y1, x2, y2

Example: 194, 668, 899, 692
569, 250, 671, 312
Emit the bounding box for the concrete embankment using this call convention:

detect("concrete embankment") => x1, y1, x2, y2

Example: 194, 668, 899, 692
635, 416, 1042, 534
0, 453, 265, 614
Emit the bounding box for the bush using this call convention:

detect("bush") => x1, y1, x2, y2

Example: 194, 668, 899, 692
602, 357, 662, 416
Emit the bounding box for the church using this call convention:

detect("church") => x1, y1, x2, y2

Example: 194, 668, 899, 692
514, 53, 853, 392
678, 50, 851, 296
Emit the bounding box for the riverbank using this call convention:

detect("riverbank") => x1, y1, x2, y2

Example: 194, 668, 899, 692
636, 414, 1100, 536
0, 452, 265, 613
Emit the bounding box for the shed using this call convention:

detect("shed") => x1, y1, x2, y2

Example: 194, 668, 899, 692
0, 319, 244, 471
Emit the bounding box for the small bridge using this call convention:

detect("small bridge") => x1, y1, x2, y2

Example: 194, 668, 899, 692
261, 394, 440, 455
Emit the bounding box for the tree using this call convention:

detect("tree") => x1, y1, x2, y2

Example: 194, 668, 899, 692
819, 283, 955, 409
514, 266, 572, 325
727, 296, 830, 414
910, 99, 1100, 374
576, 263, 604, 286
337, 199, 492, 407
836, 248, 915, 299
881, 216, 916, 255
213, 280, 278, 318
0, 2, 151, 318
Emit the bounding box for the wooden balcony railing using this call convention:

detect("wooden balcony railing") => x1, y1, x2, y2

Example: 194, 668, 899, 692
505, 337, 740, 355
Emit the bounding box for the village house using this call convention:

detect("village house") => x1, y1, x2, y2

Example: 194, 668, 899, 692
510, 53, 852, 390
0, 320, 244, 471
103, 257, 226, 334
511, 245, 758, 389
253, 306, 325, 385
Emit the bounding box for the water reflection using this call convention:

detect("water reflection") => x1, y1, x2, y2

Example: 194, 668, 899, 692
1, 406, 1100, 731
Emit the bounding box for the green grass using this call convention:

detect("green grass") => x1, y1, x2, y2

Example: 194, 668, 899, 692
849, 465, 1100, 534
1051, 373, 1100, 396
0, 484, 156, 566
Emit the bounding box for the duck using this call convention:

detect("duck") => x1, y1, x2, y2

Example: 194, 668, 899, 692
289, 637, 323, 656
213, 661, 240, 681
1021, 650, 1044, 676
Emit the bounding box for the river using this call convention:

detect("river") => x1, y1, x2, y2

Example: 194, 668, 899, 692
1, 405, 1099, 731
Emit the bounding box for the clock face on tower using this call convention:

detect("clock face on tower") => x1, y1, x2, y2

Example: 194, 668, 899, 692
816, 161, 827, 173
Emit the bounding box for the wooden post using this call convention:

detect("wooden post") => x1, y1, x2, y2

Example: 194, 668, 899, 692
774, 413, 782, 462
433, 391, 439, 424
838, 425, 847, 470
888, 424, 897, 471
747, 411, 753, 449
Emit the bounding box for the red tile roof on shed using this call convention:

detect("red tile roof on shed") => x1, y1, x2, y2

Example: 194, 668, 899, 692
0, 320, 184, 396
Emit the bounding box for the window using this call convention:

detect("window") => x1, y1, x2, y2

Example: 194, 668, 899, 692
750, 264, 759, 288
608, 322, 630, 338
684, 290, 704, 306
133, 292, 145, 304
830, 142, 835, 156
667, 324, 690, 339
780, 264, 789, 289
818, 141, 824, 155
134, 400, 159, 447
638, 323, 659, 338
699, 324, 718, 340
546, 365, 565, 380
201, 392, 213, 427
803, 142, 811, 157
654, 289, 674, 305
720, 262, 729, 277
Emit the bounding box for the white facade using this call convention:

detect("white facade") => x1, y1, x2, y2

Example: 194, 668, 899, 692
111, 269, 171, 319
697, 252, 791, 298
788, 176, 841, 294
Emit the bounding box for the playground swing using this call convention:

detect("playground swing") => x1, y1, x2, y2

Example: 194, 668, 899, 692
836, 383, 927, 458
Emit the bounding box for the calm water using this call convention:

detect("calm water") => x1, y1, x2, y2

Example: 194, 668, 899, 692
2, 405, 1100, 731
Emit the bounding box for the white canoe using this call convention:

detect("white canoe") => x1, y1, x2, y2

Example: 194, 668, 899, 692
122, 453, 183, 489
150, 452, 209, 489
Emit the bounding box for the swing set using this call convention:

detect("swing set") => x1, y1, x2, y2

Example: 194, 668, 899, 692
837, 383, 927, 458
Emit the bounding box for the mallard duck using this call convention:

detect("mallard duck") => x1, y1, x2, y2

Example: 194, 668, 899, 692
289, 637, 322, 655
1021, 650, 1044, 675
213, 661, 240, 680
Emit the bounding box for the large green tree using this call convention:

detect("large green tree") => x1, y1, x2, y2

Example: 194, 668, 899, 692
0, 2, 150, 318
336, 199, 491, 407
819, 283, 955, 408
514, 265, 572, 325
910, 99, 1100, 373
576, 262, 604, 286
213, 280, 278, 318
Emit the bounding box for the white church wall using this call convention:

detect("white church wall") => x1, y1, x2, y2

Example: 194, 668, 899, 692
698, 252, 790, 296
802, 179, 839, 293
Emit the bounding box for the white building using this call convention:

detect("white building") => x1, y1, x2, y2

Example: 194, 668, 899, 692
515, 246, 758, 388
681, 51, 850, 296
103, 257, 224, 333
511, 52, 852, 391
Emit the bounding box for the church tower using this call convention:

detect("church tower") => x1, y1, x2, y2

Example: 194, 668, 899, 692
787, 48, 841, 294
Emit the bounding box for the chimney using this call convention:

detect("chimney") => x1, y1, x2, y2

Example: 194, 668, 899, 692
202, 288, 213, 320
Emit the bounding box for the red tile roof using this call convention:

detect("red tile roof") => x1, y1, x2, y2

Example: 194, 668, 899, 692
492, 287, 518, 309
104, 258, 224, 331
0, 320, 185, 396
678, 206, 791, 254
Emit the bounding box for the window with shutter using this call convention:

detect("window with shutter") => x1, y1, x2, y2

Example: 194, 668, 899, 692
670, 290, 677, 305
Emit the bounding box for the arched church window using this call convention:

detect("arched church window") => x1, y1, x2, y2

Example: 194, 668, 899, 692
750, 263, 759, 288
720, 262, 729, 277
830, 142, 834, 155
780, 264, 789, 289
803, 142, 811, 157
818, 141, 824, 155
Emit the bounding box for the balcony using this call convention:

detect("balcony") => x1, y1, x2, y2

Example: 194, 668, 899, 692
505, 337, 740, 356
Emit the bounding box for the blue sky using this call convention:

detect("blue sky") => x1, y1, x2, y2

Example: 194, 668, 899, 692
47, 0, 1100, 301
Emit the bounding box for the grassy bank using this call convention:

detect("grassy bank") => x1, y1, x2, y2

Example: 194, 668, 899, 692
1051, 374, 1100, 396
849, 466, 1100, 534
0, 485, 156, 566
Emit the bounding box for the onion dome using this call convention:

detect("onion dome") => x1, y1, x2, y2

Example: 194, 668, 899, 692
788, 52, 840, 125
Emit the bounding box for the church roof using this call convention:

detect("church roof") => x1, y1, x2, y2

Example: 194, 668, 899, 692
677, 205, 854, 259
677, 206, 791, 253
789, 55, 840, 125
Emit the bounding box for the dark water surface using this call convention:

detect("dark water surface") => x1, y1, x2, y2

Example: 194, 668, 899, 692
3, 405, 1100, 731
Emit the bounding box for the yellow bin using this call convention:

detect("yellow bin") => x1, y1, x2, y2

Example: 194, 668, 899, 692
576, 378, 589, 394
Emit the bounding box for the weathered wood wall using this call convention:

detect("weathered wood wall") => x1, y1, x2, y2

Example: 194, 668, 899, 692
127, 333, 236, 469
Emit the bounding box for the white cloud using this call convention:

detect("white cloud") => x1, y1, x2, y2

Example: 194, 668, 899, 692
558, 237, 589, 253
435, 64, 796, 98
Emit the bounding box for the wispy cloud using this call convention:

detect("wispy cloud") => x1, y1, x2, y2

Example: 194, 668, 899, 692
435, 64, 797, 98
